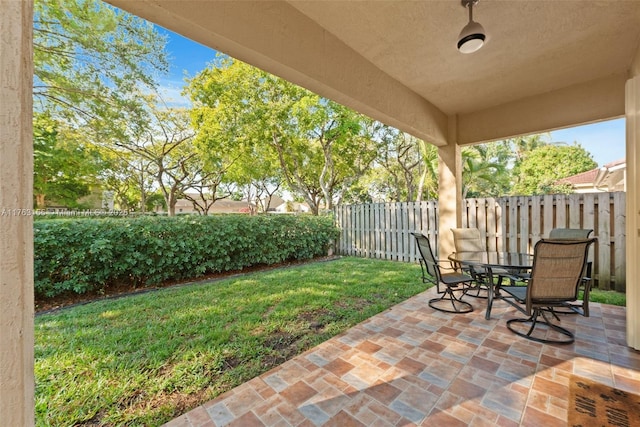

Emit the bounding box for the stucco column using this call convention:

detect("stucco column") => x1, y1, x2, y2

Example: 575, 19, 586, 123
626, 76, 640, 350
0, 1, 35, 425
437, 117, 461, 258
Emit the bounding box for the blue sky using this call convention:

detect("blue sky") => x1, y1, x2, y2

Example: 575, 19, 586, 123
157, 26, 626, 167
155, 26, 217, 107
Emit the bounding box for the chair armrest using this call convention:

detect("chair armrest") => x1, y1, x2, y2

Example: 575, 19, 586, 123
436, 259, 458, 272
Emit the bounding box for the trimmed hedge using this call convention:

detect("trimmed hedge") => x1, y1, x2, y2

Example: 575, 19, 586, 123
34, 214, 338, 298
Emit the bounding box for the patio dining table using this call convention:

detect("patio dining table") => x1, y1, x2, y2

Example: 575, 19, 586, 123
448, 251, 534, 319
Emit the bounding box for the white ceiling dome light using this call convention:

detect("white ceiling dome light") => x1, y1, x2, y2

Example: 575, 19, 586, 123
458, 0, 486, 54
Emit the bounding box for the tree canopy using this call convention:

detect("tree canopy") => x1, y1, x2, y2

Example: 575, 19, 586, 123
511, 143, 597, 195
33, 0, 168, 133
186, 57, 382, 214
462, 142, 512, 198
33, 112, 104, 208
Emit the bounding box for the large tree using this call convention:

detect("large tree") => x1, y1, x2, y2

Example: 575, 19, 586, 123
187, 60, 268, 214
99, 149, 157, 212
270, 98, 379, 212
414, 139, 439, 201
180, 156, 234, 215
370, 127, 439, 202
32, 0, 170, 209
109, 95, 203, 216
511, 143, 597, 195
356, 126, 439, 203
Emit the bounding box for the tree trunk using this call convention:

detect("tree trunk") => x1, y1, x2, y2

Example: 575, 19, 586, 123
166, 192, 177, 216
140, 189, 147, 213
416, 164, 427, 202
35, 194, 46, 209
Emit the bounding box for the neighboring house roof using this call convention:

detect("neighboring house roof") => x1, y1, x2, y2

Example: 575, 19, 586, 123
557, 159, 626, 193
558, 169, 599, 186
169, 193, 255, 214
264, 195, 285, 211
209, 200, 255, 213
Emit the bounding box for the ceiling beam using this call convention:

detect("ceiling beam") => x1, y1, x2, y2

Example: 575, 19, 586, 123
457, 73, 627, 145
632, 39, 640, 78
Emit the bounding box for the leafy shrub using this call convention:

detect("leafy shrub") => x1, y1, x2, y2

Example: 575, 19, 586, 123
34, 214, 338, 298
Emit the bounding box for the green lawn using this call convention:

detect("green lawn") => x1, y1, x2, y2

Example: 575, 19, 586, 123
35, 257, 426, 426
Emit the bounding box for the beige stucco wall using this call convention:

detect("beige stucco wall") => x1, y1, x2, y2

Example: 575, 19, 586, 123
0, 0, 35, 424
624, 38, 640, 349
436, 115, 462, 258
626, 76, 640, 349
457, 73, 627, 146
437, 143, 461, 258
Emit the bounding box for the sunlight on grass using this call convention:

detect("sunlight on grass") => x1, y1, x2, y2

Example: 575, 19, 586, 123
35, 257, 425, 426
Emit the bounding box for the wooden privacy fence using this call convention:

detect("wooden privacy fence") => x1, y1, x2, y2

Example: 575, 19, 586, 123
334, 192, 626, 291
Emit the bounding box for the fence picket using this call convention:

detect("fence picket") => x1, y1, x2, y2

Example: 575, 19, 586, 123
556, 194, 567, 227
569, 195, 581, 229
508, 197, 518, 252
530, 195, 542, 246
543, 194, 554, 236
520, 198, 530, 253
486, 198, 498, 252
597, 193, 612, 290
614, 192, 626, 292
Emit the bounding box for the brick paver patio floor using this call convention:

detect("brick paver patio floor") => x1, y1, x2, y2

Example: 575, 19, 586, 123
164, 286, 640, 426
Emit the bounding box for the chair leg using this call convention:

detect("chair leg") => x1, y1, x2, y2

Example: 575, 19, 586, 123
464, 270, 489, 299
429, 287, 473, 314
466, 278, 489, 299
506, 308, 574, 344
547, 308, 561, 321
544, 301, 587, 317
549, 281, 590, 317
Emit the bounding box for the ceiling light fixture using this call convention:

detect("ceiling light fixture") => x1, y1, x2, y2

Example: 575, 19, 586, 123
457, 0, 486, 54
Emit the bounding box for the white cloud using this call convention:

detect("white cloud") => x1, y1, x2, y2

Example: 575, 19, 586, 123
157, 78, 191, 108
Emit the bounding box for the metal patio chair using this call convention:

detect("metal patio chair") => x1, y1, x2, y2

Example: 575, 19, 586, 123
500, 238, 596, 344
547, 228, 595, 316
411, 232, 475, 314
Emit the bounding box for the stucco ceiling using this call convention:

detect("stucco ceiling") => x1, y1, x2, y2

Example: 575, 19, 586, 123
106, 0, 640, 144
289, 0, 640, 115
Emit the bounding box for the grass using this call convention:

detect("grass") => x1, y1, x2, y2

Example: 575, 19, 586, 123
588, 287, 626, 306
35, 257, 426, 426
